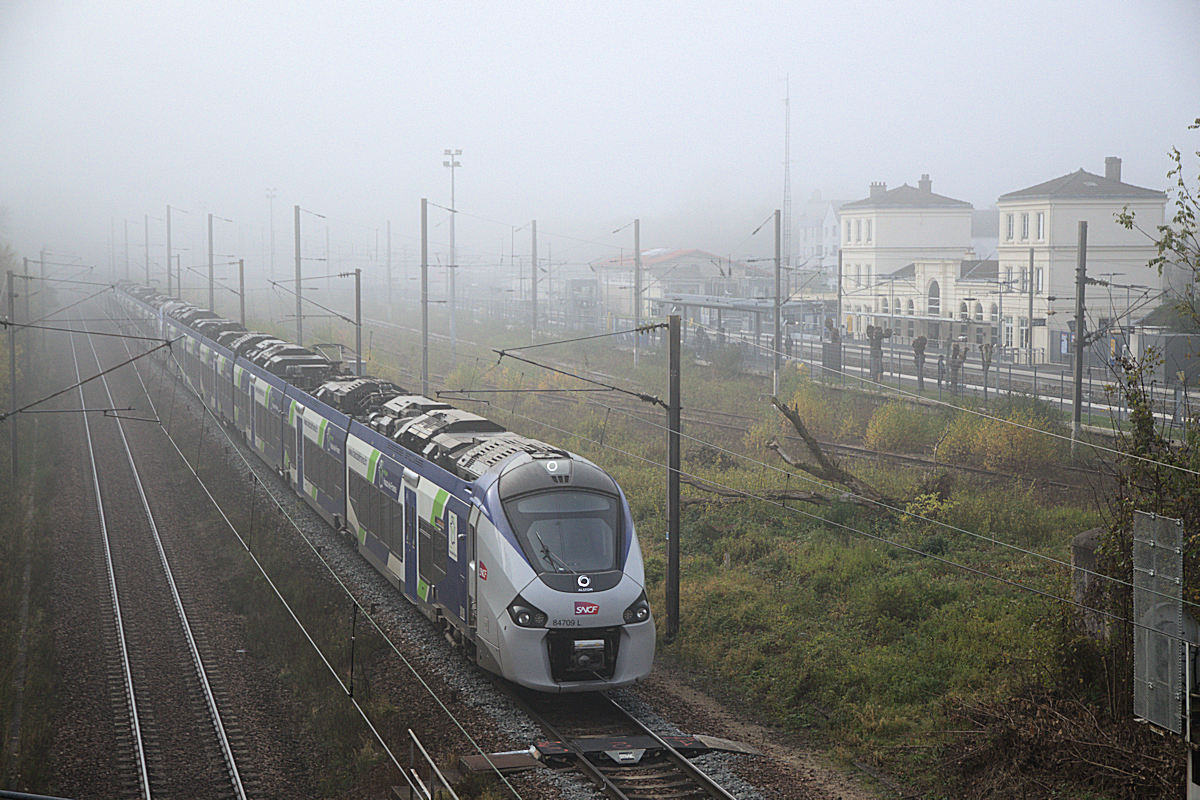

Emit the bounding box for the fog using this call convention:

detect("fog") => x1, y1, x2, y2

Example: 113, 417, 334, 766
2, 0, 1198, 278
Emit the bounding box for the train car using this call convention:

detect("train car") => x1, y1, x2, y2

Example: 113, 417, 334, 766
111, 282, 655, 692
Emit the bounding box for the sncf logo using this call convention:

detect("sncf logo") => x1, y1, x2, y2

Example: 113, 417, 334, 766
574, 602, 599, 615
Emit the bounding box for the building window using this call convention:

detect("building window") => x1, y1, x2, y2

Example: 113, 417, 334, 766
1021, 213, 1029, 240
845, 221, 851, 243
1036, 212, 1045, 240
1036, 267, 1044, 293
927, 280, 940, 316
974, 302, 983, 322
1006, 214, 1014, 240
865, 220, 872, 242
854, 220, 861, 242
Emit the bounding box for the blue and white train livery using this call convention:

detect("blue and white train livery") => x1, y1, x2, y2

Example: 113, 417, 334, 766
113, 282, 655, 692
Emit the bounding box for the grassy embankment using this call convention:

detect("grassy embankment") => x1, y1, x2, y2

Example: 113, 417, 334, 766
245, 291, 1110, 796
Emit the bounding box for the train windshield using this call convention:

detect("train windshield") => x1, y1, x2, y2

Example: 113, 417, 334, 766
503, 490, 620, 574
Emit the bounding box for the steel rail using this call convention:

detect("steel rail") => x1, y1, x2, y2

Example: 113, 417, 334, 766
501, 681, 737, 800
603, 693, 738, 800
69, 330, 151, 800
81, 325, 248, 800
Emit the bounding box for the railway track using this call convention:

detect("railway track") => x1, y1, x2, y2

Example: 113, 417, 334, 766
71, 322, 251, 800
507, 687, 739, 800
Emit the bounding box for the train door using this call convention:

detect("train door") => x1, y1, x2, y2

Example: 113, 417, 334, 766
292, 403, 304, 490
448, 506, 469, 624
403, 486, 418, 602
467, 507, 480, 632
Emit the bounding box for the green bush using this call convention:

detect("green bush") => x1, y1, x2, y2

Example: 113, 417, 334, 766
935, 402, 1067, 476
863, 400, 943, 453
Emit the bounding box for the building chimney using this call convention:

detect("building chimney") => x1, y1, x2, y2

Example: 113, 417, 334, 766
869, 181, 886, 200
1105, 157, 1122, 182
918, 173, 932, 193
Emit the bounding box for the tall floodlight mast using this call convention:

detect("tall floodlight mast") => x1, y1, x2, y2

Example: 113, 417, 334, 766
443, 148, 461, 360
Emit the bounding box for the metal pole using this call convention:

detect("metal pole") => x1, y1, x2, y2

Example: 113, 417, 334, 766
634, 219, 641, 367
1072, 221, 1087, 455
444, 149, 460, 361
836, 248, 843, 335
531, 220, 538, 335
208, 212, 214, 311
8, 270, 17, 480
294, 204, 302, 346
238, 259, 245, 327
1028, 247, 1035, 365
354, 268, 362, 376
998, 282, 1004, 357
166, 204, 173, 297
773, 209, 781, 395
266, 188, 277, 280
666, 314, 681, 642
421, 199, 429, 397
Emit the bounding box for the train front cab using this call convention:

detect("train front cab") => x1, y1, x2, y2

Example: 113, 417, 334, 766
474, 456, 654, 693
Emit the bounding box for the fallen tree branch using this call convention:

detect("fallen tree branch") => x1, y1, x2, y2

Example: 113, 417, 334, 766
767, 395, 891, 503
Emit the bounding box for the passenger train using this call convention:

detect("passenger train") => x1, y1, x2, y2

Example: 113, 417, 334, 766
112, 282, 655, 692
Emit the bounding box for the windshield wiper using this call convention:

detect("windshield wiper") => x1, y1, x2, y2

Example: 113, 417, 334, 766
534, 532, 577, 574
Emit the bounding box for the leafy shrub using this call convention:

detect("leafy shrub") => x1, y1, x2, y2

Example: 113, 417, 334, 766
976, 409, 1065, 473
934, 413, 984, 464
935, 401, 1067, 475
863, 400, 943, 453
788, 382, 865, 440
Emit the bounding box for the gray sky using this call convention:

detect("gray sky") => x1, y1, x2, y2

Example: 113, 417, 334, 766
2, 0, 1198, 275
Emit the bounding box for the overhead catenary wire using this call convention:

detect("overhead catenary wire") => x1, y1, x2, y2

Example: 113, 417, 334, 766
495, 338, 667, 408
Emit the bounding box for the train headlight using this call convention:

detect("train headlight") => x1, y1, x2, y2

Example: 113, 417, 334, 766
506, 596, 548, 628
623, 592, 651, 624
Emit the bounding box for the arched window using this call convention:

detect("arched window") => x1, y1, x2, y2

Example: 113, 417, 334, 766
906, 298, 915, 316
959, 301, 969, 320
989, 302, 998, 321
880, 296, 889, 315
974, 302, 983, 322
927, 281, 940, 316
